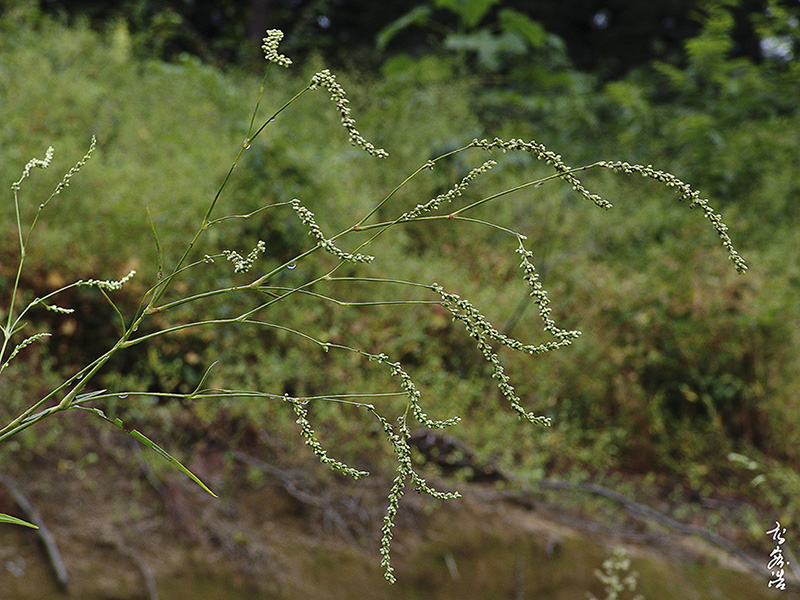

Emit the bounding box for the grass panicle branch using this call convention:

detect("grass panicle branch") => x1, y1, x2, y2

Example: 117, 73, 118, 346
290, 199, 375, 263
222, 240, 266, 273
286, 396, 370, 480
0, 27, 748, 585
11, 146, 54, 192
471, 137, 613, 209
309, 69, 389, 159
598, 160, 748, 273
369, 406, 460, 583
399, 159, 497, 222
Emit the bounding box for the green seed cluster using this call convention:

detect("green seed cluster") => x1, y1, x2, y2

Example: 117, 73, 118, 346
471, 137, 613, 209
261, 29, 292, 67
431, 283, 553, 425
290, 198, 374, 262
433, 278, 574, 357
516, 238, 581, 345
42, 303, 75, 314
287, 396, 370, 480
369, 352, 460, 429
77, 269, 137, 291
400, 159, 497, 221
599, 160, 748, 273
368, 407, 460, 584
0, 333, 52, 376
309, 69, 388, 158
587, 547, 644, 600
222, 240, 266, 273
12, 137, 96, 205
12, 146, 54, 191
53, 136, 96, 197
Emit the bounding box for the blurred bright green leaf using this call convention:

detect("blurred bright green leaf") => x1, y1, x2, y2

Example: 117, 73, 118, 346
80, 406, 218, 497
0, 513, 38, 528
499, 8, 547, 48
435, 0, 501, 29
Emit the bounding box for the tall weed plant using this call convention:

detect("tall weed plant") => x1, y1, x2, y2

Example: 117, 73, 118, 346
0, 24, 748, 583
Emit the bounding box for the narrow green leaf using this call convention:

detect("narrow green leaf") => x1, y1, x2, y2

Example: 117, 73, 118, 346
75, 388, 107, 402
0, 513, 39, 528
190, 360, 218, 398
80, 406, 218, 497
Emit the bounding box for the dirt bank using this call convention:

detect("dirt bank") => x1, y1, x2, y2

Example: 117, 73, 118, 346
0, 424, 788, 600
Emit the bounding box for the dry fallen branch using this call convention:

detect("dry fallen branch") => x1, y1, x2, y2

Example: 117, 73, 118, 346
0, 473, 69, 589
410, 430, 798, 588
231, 450, 366, 544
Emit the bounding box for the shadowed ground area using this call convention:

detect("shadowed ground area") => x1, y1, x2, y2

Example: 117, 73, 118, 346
0, 422, 788, 600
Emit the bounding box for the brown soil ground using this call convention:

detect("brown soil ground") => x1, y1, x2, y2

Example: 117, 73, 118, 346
0, 420, 791, 600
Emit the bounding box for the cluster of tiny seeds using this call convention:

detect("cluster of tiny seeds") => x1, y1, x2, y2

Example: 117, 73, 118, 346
598, 160, 748, 274
516, 239, 582, 344
587, 548, 643, 600
369, 353, 460, 429
12, 146, 54, 191
400, 159, 497, 221
261, 29, 292, 67
222, 240, 266, 273
43, 303, 75, 314
290, 199, 374, 263
53, 136, 97, 197
433, 282, 573, 357
431, 283, 553, 425
309, 69, 388, 158
0, 333, 52, 376
471, 137, 613, 209
287, 396, 369, 479
77, 269, 136, 291
380, 471, 404, 583
368, 408, 459, 583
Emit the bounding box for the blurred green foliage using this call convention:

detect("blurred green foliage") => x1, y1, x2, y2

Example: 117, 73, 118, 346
12, 0, 790, 76
1, 0, 799, 550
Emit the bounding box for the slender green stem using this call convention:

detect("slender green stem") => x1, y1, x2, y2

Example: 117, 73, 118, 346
451, 163, 604, 217
354, 144, 472, 228
324, 276, 436, 289
206, 201, 291, 226
151, 86, 313, 309
146, 282, 256, 315
75, 389, 401, 404
262, 286, 440, 307
0, 340, 123, 439
239, 319, 331, 348
246, 71, 270, 138
2, 189, 28, 365
120, 318, 239, 348
411, 214, 525, 237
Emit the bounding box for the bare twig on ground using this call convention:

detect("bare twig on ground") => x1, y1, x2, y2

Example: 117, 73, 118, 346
529, 478, 768, 575
114, 541, 159, 600
0, 473, 69, 589
231, 450, 364, 544
411, 429, 799, 589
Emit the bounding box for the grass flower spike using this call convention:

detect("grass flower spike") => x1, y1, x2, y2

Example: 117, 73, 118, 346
309, 69, 388, 158
0, 25, 753, 592
262, 29, 292, 67
11, 146, 54, 191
